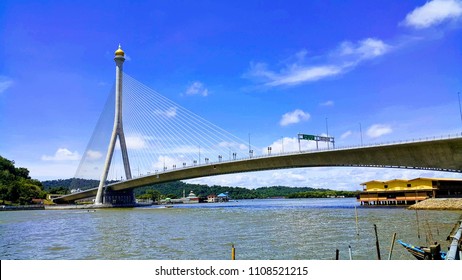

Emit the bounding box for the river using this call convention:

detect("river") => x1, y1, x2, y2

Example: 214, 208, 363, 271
1, 198, 460, 260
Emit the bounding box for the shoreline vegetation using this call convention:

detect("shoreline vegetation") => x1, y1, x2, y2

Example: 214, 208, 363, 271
0, 156, 46, 206
42, 178, 359, 201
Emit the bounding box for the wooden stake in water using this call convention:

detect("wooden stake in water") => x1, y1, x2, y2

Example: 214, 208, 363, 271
425, 220, 434, 244
374, 224, 381, 260
348, 245, 353, 260
355, 206, 359, 236
388, 233, 397, 260
335, 249, 339, 260
415, 209, 421, 239
231, 244, 235, 260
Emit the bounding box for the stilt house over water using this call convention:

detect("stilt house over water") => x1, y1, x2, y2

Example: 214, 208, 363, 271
357, 178, 462, 205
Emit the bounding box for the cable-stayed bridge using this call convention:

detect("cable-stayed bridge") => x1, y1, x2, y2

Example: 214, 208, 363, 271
53, 46, 462, 205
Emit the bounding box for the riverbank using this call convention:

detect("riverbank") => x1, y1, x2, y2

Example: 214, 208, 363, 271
0, 205, 45, 211
0, 203, 143, 211
44, 203, 141, 210
408, 198, 462, 210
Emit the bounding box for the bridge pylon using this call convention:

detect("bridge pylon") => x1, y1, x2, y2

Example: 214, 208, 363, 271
94, 45, 134, 205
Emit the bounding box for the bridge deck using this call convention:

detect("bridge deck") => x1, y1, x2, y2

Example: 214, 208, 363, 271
53, 136, 462, 203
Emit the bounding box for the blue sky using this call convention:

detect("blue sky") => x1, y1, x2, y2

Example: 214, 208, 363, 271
1, 0, 462, 190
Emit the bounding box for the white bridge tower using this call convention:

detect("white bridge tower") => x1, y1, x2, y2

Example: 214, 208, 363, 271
95, 45, 133, 205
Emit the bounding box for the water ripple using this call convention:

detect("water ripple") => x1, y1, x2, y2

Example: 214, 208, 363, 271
1, 198, 460, 260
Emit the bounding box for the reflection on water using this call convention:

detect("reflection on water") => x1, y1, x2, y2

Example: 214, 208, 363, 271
0, 198, 460, 260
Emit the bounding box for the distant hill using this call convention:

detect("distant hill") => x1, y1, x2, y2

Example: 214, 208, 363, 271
42, 178, 119, 190
41, 178, 357, 199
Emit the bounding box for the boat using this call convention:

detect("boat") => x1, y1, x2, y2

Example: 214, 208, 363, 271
397, 240, 446, 260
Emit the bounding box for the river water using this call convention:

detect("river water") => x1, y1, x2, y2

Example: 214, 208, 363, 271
1, 198, 461, 260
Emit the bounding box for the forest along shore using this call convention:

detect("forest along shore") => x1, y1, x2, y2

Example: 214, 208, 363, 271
409, 198, 462, 210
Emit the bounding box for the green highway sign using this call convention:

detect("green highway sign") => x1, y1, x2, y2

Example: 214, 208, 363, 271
300, 134, 315, 140
299, 133, 334, 143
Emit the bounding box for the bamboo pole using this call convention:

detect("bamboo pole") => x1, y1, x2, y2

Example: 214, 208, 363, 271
231, 244, 235, 260
348, 245, 352, 260
415, 209, 421, 239
355, 206, 359, 236
335, 249, 339, 260
374, 224, 381, 260
388, 233, 397, 260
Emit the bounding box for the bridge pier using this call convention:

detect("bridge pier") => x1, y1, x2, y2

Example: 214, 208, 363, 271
102, 189, 136, 206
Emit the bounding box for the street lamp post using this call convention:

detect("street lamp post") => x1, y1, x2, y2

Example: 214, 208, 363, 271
281, 136, 284, 153
458, 92, 462, 132
248, 133, 252, 158
326, 117, 330, 149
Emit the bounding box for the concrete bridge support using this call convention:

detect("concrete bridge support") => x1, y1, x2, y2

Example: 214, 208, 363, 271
102, 189, 136, 206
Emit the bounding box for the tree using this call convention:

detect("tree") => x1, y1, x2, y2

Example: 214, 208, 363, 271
48, 186, 70, 195
0, 155, 44, 204
165, 193, 178, 199
146, 189, 162, 203
15, 167, 30, 179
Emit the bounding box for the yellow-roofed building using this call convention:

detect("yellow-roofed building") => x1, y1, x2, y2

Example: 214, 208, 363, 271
357, 178, 462, 205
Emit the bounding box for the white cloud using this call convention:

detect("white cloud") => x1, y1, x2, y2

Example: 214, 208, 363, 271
218, 141, 236, 148
337, 38, 390, 61
266, 65, 343, 87
0, 76, 14, 94
320, 100, 334, 107
26, 162, 81, 180
271, 170, 306, 181
154, 107, 177, 118
86, 150, 103, 160
185, 81, 208, 97
152, 155, 185, 171
246, 38, 390, 87
367, 124, 393, 138
404, 0, 462, 29
279, 109, 310, 126
262, 137, 319, 154
340, 130, 352, 139
125, 136, 147, 150
42, 148, 80, 161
